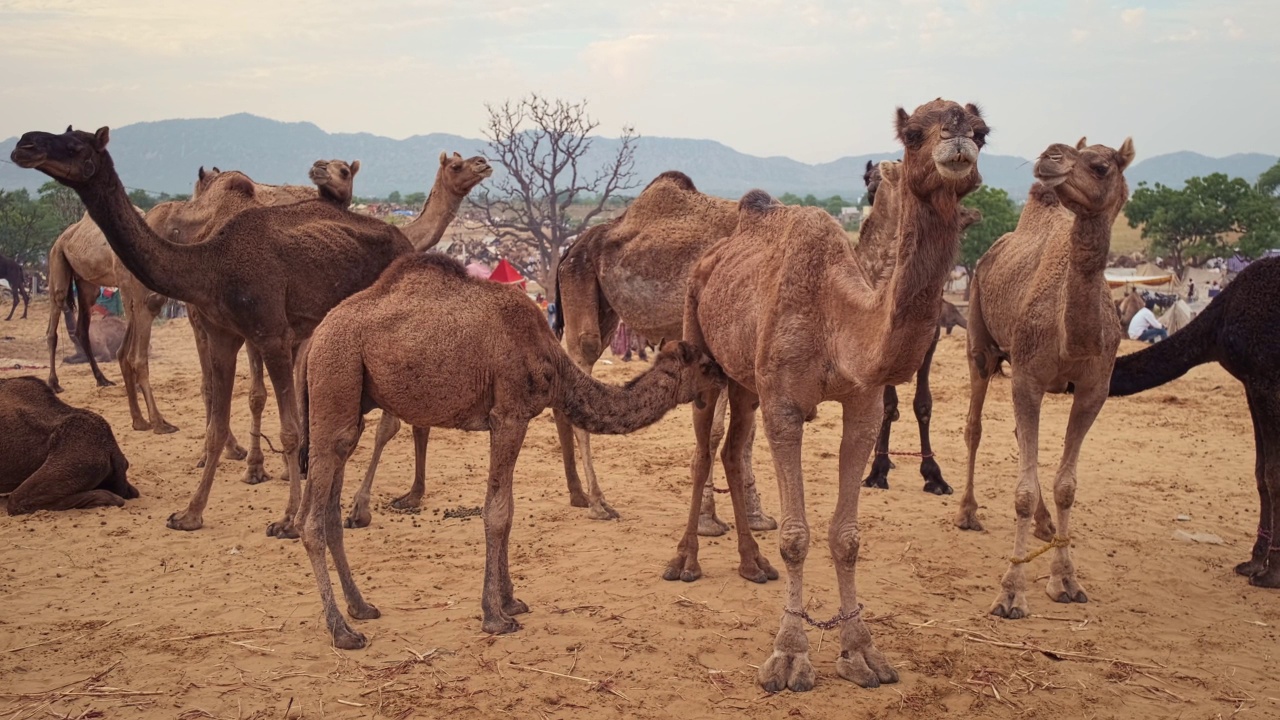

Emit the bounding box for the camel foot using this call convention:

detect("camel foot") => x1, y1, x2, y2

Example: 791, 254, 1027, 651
132, 418, 152, 432
121, 481, 141, 500
241, 464, 269, 485
330, 621, 367, 650
390, 492, 423, 510
567, 490, 590, 508
49, 382, 64, 394
758, 650, 815, 693
697, 513, 730, 537
989, 589, 1029, 619
586, 500, 620, 521
662, 552, 702, 582
347, 602, 381, 620
922, 477, 953, 496
748, 510, 778, 532
954, 510, 983, 532
481, 614, 522, 635
95, 377, 116, 388
862, 473, 889, 490
1235, 558, 1266, 577
1046, 575, 1089, 604
504, 598, 530, 616
266, 517, 299, 539
1247, 564, 1280, 588
225, 443, 248, 462
152, 419, 179, 435
739, 552, 780, 584
166, 511, 203, 532
1033, 520, 1057, 543
344, 506, 372, 529
836, 646, 899, 688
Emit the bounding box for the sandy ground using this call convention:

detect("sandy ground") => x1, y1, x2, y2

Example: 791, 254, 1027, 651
1, 298, 1276, 720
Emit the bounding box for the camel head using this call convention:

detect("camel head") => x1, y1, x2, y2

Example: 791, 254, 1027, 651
10, 126, 112, 188
1034, 137, 1135, 219
149, 170, 257, 245
194, 166, 224, 199
895, 99, 987, 197
652, 340, 725, 408
863, 160, 901, 213
310, 159, 360, 206
436, 151, 494, 198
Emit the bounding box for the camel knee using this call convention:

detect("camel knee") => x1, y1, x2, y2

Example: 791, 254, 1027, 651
828, 523, 861, 567
912, 392, 932, 421
1053, 476, 1076, 509
576, 333, 602, 362
248, 388, 267, 414
778, 520, 810, 565
1013, 485, 1037, 519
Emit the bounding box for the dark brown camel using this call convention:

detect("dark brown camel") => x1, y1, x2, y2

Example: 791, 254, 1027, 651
1, 376, 136, 514
298, 253, 722, 649
11, 126, 413, 536
1, 253, 30, 320
1110, 256, 1280, 588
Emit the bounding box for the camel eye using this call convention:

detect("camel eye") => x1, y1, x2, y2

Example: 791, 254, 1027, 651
973, 129, 988, 147
340, 169, 349, 178
1091, 163, 1109, 177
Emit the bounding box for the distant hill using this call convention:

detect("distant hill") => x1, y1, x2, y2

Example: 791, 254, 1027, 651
2, 113, 1275, 201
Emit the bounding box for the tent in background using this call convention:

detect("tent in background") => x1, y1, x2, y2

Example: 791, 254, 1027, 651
487, 258, 526, 289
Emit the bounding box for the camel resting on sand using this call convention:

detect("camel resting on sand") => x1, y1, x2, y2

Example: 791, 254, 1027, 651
64, 314, 127, 365
299, 253, 723, 649
1, 376, 136, 514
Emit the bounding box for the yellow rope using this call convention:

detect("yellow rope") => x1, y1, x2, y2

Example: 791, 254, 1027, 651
1009, 535, 1071, 565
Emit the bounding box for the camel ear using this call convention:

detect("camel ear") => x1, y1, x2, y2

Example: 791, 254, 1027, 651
865, 159, 874, 173
1116, 137, 1135, 170
439, 151, 448, 166
453, 151, 462, 159
880, 162, 901, 185
66, 124, 74, 134
212, 166, 220, 173
674, 341, 700, 364
965, 102, 982, 117
93, 127, 110, 150
1076, 137, 1089, 150
349, 160, 360, 177
198, 166, 207, 181
895, 107, 911, 142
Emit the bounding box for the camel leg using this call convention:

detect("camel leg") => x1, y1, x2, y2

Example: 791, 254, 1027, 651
168, 328, 242, 531
261, 341, 306, 539
242, 345, 270, 485
862, 385, 898, 490
44, 261, 71, 393
6, 424, 126, 514
1243, 383, 1280, 588
914, 328, 951, 495
1044, 378, 1106, 605
956, 356, 992, 531
18, 283, 28, 320
345, 411, 400, 529
663, 384, 722, 582
480, 414, 530, 634
73, 281, 113, 388
553, 409, 588, 507
1236, 384, 1272, 578
721, 384, 779, 583
697, 391, 732, 536
190, 310, 246, 467
741, 417, 778, 530
832, 390, 898, 687
990, 376, 1046, 620
756, 397, 816, 693
392, 426, 431, 509
4, 281, 17, 321
117, 313, 147, 430
128, 302, 177, 434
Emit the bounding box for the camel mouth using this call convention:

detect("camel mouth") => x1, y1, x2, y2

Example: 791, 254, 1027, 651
478, 165, 495, 178
937, 159, 974, 180
9, 144, 45, 168
1036, 173, 1068, 189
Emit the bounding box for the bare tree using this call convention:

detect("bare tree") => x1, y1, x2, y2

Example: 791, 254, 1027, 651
474, 94, 638, 291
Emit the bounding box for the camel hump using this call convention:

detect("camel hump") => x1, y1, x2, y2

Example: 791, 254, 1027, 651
403, 252, 471, 280
647, 170, 697, 192
738, 189, 779, 215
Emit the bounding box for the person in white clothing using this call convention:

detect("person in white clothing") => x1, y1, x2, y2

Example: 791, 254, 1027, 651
1127, 301, 1167, 343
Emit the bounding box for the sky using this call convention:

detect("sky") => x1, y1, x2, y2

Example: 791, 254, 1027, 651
1, 0, 1276, 163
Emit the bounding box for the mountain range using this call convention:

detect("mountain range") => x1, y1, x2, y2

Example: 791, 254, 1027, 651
2, 113, 1275, 201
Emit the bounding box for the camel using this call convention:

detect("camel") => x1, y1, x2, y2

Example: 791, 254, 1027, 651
11, 126, 414, 536
1, 376, 136, 514
955, 137, 1136, 620
1117, 290, 1145, 328
858, 160, 981, 494
296, 252, 724, 649
1, 253, 30, 320
65, 314, 127, 364
309, 160, 359, 206
553, 170, 776, 534
1109, 256, 1280, 587
664, 99, 988, 692
44, 210, 178, 433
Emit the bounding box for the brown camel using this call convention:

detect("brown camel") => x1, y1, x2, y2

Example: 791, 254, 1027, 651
399, 152, 493, 251
1117, 290, 1145, 328
553, 171, 776, 534
664, 100, 988, 692
297, 252, 723, 649
309, 160, 359, 206
11, 127, 414, 536
44, 210, 178, 433
955, 137, 1135, 620
858, 160, 981, 494
1, 376, 136, 514
65, 314, 127, 364
1, 253, 30, 320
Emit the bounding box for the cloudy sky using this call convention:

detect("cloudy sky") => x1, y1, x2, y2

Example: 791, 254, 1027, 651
1, 0, 1274, 163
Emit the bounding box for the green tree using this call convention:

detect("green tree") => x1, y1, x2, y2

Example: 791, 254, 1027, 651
386, 190, 402, 204
1257, 158, 1280, 199
1125, 173, 1280, 275
0, 189, 59, 264
128, 188, 159, 211
402, 191, 427, 208
958, 185, 1019, 299
779, 192, 801, 205
38, 180, 83, 228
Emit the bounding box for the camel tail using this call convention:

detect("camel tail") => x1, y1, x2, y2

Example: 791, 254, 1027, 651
1109, 294, 1223, 397
297, 345, 312, 475
552, 249, 567, 340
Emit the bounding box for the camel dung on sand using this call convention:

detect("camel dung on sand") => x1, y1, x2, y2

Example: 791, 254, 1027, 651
298, 252, 723, 649
1, 253, 30, 320
956, 137, 1135, 620
10, 126, 414, 537
1, 376, 136, 515
664, 99, 988, 693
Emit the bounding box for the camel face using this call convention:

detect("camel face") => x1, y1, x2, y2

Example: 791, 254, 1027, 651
310, 159, 359, 206
11, 126, 110, 186
896, 100, 987, 195
1034, 138, 1134, 217
438, 151, 494, 196
654, 340, 725, 406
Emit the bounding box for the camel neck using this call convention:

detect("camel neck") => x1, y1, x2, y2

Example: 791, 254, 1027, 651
1061, 212, 1113, 357
77, 154, 208, 305
402, 180, 463, 252
553, 355, 685, 434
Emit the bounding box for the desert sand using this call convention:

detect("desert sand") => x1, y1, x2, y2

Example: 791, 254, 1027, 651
1, 298, 1275, 719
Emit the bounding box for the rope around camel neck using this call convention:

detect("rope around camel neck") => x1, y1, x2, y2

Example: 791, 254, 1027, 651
1010, 535, 1071, 565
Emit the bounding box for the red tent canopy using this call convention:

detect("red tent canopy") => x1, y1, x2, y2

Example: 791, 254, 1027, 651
487, 258, 526, 288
